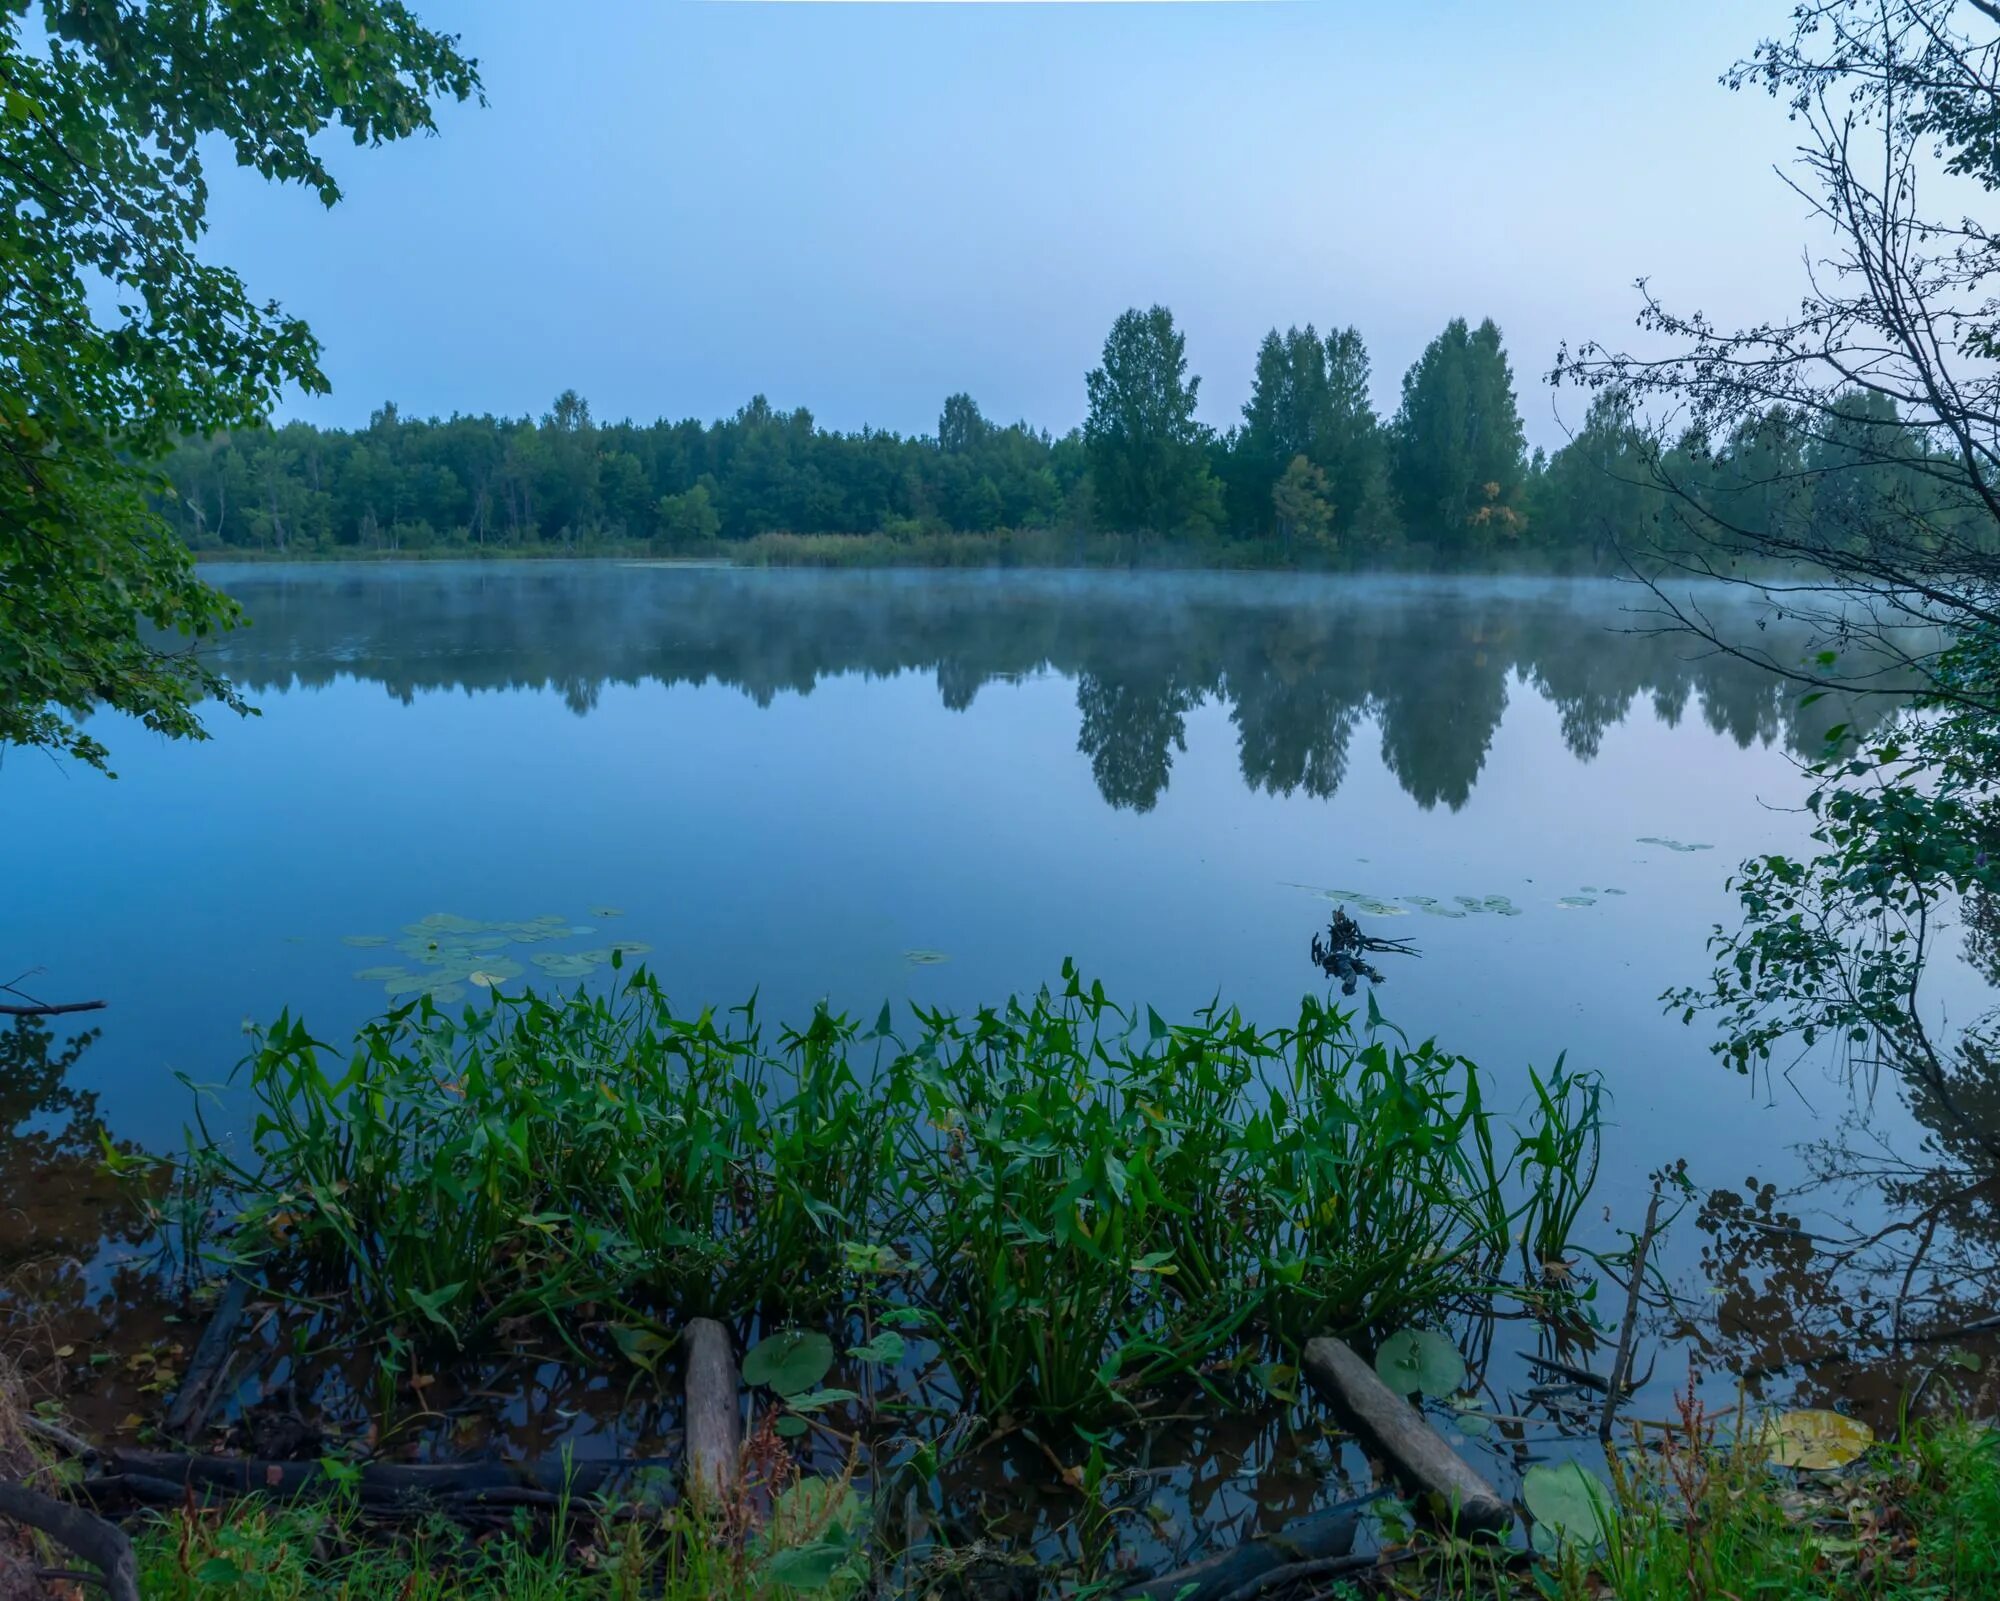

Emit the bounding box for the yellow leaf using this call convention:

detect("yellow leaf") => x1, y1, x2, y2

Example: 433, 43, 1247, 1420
52, 1345, 73, 1359
1761, 1409, 1873, 1470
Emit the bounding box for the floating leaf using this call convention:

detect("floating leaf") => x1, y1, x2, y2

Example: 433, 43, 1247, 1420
426, 983, 467, 1005
589, 906, 624, 918
340, 934, 389, 948
847, 1332, 905, 1366
1523, 1461, 1611, 1548
1761, 1408, 1873, 1470
1557, 895, 1598, 909
1636, 836, 1714, 853
774, 1414, 808, 1439
353, 965, 408, 982
904, 949, 951, 966
530, 953, 597, 980
1403, 896, 1468, 919
1373, 1328, 1466, 1397
742, 1330, 834, 1397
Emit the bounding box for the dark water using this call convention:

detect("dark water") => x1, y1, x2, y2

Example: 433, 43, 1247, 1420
0, 562, 1961, 1523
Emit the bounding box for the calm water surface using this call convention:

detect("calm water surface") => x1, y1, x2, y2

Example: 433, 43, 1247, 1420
0, 563, 1939, 1438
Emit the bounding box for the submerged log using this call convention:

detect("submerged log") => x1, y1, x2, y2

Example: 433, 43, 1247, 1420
1300, 1336, 1509, 1535
162, 1274, 254, 1442
1116, 1495, 1376, 1601
683, 1317, 741, 1504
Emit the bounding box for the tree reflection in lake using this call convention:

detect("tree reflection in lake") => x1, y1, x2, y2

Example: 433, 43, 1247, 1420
204, 565, 1886, 815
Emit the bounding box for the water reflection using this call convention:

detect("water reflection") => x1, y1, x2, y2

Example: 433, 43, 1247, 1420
207, 565, 1883, 814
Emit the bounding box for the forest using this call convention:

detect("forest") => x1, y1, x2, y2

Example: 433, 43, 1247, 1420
158, 307, 1966, 566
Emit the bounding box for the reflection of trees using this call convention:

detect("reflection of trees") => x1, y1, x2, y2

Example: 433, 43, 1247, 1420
209, 568, 1894, 814
0, 1021, 153, 1323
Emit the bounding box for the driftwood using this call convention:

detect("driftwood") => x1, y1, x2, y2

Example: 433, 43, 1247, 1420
1300, 1337, 1509, 1535
0, 1000, 105, 1017
162, 1274, 254, 1442
0, 1480, 138, 1601
1311, 909, 1418, 996
1116, 1495, 1377, 1601
683, 1317, 741, 1504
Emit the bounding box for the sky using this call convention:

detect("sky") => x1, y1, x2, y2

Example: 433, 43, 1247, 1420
203, 0, 1826, 451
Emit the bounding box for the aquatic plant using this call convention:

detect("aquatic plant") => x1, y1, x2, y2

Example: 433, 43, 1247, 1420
190, 962, 1603, 1425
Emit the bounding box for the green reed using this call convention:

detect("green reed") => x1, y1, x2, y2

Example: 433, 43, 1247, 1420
188, 960, 1603, 1425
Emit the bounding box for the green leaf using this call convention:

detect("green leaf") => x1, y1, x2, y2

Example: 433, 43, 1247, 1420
1372, 1328, 1465, 1397
847, 1332, 905, 1365
1522, 1461, 1611, 1549
742, 1330, 834, 1397
764, 1543, 848, 1589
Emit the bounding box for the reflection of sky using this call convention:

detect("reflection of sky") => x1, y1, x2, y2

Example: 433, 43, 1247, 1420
4, 578, 1929, 1271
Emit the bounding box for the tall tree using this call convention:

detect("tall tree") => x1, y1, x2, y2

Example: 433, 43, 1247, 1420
1, 0, 480, 770
1391, 317, 1528, 550
1084, 306, 1221, 535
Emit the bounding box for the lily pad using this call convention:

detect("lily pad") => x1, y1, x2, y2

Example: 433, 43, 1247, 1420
341, 934, 389, 948
904, 949, 951, 966
1557, 895, 1598, 909
1523, 1461, 1611, 1549
1403, 896, 1468, 919
1636, 836, 1714, 853
1373, 1328, 1466, 1397
1760, 1408, 1874, 1470
742, 1330, 834, 1397
426, 983, 468, 1006
588, 905, 624, 918
531, 953, 597, 980
353, 965, 410, 982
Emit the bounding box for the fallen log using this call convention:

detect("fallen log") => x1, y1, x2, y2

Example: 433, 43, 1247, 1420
104, 1450, 655, 1506
1116, 1494, 1377, 1601
1300, 1336, 1509, 1535
684, 1317, 741, 1505
0, 1480, 138, 1601
162, 1274, 255, 1442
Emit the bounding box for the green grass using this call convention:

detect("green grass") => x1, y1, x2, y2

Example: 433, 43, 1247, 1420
170, 963, 1599, 1427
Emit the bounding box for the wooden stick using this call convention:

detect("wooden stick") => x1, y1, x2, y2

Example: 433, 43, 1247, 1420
0, 1001, 105, 1017
1599, 1188, 1663, 1442
1300, 1336, 1510, 1534
163, 1274, 254, 1442
0, 1480, 138, 1601
1116, 1495, 1376, 1601
683, 1317, 741, 1505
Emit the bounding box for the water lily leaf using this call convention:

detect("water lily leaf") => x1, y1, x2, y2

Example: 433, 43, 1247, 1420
1403, 895, 1468, 919
1761, 1409, 1873, 1470
1523, 1461, 1611, 1547
743, 1330, 834, 1396
1635, 836, 1714, 853
609, 940, 652, 956
426, 983, 467, 1005
589, 905, 624, 918
1557, 895, 1597, 909
530, 953, 597, 979
904, 949, 950, 966
463, 957, 522, 984
1373, 1328, 1466, 1397
340, 934, 389, 948
568, 925, 597, 937
353, 966, 408, 982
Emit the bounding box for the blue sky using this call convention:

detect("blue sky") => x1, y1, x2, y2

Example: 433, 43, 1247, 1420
205, 1, 1819, 449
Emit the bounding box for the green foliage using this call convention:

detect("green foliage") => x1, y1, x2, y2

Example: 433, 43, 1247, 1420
1083, 306, 1223, 535
190, 963, 1600, 1427
1, 0, 479, 769
1391, 316, 1528, 549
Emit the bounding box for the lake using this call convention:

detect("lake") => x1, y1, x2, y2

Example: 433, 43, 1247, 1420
0, 562, 1940, 1427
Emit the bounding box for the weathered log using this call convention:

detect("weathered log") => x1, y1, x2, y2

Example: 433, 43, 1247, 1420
105, 1450, 650, 1506
683, 1316, 741, 1505
162, 1274, 254, 1441
1116, 1495, 1375, 1601
1300, 1336, 1509, 1534
0, 1480, 138, 1601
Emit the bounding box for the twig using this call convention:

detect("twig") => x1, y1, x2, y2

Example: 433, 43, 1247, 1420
0, 1001, 104, 1017
1600, 1187, 1664, 1442
1215, 1550, 1404, 1601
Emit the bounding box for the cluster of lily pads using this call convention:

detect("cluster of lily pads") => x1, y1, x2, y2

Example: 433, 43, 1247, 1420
341, 911, 652, 1005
